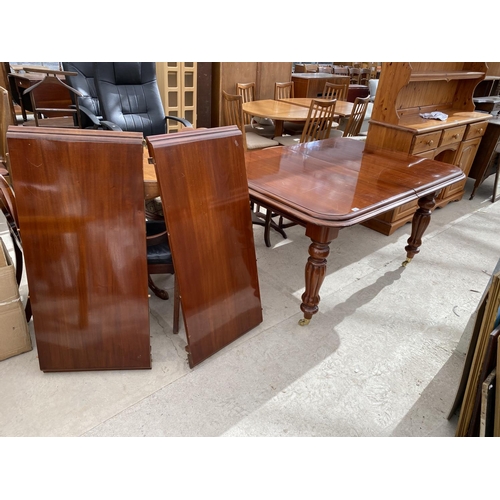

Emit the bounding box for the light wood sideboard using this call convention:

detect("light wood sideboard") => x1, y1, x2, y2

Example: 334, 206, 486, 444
363, 62, 492, 235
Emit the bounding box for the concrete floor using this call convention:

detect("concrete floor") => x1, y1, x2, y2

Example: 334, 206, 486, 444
1, 176, 499, 437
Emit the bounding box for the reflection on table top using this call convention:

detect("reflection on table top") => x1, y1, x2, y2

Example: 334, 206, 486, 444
245, 137, 464, 227
279, 98, 354, 117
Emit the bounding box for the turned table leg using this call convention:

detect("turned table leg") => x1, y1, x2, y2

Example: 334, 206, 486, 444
299, 225, 339, 326
402, 192, 437, 267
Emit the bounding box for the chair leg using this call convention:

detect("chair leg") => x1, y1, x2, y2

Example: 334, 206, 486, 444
263, 210, 288, 248
148, 275, 169, 300
173, 278, 180, 334
263, 210, 273, 248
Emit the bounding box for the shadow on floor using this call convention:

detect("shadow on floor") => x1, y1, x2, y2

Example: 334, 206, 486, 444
389, 352, 464, 437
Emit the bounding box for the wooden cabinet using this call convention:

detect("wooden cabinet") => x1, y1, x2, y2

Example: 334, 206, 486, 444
291, 73, 350, 98
363, 62, 492, 235
211, 62, 293, 127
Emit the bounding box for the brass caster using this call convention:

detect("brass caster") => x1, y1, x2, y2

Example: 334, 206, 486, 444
402, 257, 412, 267
298, 318, 311, 326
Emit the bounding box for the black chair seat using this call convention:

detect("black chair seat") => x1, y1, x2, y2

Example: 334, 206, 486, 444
146, 220, 172, 263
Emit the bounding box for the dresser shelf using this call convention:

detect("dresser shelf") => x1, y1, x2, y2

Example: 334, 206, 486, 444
409, 71, 485, 83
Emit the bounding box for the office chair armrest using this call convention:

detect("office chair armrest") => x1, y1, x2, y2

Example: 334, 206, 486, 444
76, 105, 122, 131
164, 116, 192, 128
100, 120, 122, 132
78, 105, 103, 128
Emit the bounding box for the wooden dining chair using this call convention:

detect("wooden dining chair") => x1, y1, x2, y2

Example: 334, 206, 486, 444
349, 68, 361, 84
274, 82, 305, 135
274, 81, 294, 100
264, 99, 337, 246
333, 66, 349, 76
236, 82, 275, 138
304, 64, 319, 73
146, 219, 180, 333
274, 98, 337, 147
322, 82, 349, 101
359, 68, 371, 86
329, 96, 370, 139
222, 91, 285, 246
222, 91, 279, 151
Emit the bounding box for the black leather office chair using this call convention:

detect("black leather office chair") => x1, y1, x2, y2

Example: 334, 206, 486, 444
94, 62, 191, 136
61, 62, 119, 130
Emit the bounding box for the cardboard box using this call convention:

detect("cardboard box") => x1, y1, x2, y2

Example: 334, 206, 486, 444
0, 236, 32, 361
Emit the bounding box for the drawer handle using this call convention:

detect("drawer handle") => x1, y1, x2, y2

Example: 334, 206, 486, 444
478, 128, 484, 134
453, 134, 459, 139
426, 139, 434, 146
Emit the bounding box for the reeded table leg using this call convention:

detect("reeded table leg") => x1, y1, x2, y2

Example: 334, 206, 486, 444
402, 192, 437, 267
299, 225, 339, 326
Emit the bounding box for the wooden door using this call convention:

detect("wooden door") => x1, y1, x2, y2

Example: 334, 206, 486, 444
147, 126, 262, 368
438, 137, 482, 203
7, 127, 151, 372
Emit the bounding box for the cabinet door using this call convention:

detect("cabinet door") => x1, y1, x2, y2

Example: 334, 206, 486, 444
440, 137, 482, 202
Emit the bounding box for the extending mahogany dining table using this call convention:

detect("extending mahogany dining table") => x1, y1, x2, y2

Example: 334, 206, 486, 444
242, 99, 338, 137
244, 137, 465, 325
144, 133, 465, 326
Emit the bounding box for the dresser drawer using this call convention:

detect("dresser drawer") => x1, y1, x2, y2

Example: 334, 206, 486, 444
464, 121, 488, 140
440, 125, 466, 147
411, 131, 442, 154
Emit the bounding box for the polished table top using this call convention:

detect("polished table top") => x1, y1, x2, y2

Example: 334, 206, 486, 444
279, 98, 354, 117
245, 137, 463, 227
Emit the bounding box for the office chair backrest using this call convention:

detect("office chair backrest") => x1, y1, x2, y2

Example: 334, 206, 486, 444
94, 62, 166, 137
61, 62, 101, 126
